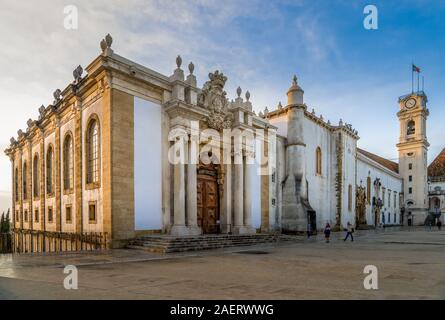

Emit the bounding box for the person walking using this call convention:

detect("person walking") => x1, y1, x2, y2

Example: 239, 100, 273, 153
344, 222, 354, 242
437, 220, 442, 231
324, 223, 331, 243
307, 222, 312, 239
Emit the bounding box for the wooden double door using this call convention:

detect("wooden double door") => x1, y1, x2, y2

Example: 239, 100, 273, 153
197, 173, 220, 234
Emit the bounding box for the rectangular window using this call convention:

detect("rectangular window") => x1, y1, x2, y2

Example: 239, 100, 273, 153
409, 187, 413, 194
272, 198, 276, 206
16, 210, 19, 222
34, 209, 39, 222
88, 203, 96, 223
409, 175, 412, 182
48, 207, 53, 223
24, 210, 28, 222
409, 163, 412, 170
66, 205, 72, 223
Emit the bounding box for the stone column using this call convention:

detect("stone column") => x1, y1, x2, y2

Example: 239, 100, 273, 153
186, 136, 201, 235
243, 152, 255, 234
171, 134, 187, 236
233, 150, 244, 234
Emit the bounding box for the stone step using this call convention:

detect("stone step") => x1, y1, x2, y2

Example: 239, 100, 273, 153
127, 234, 300, 254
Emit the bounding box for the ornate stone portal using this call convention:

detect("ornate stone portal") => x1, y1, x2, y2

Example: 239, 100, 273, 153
355, 184, 367, 226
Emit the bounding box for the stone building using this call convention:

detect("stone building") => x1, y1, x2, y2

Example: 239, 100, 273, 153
4, 35, 433, 248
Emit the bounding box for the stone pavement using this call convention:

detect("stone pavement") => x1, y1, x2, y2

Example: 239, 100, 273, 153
1, 227, 444, 299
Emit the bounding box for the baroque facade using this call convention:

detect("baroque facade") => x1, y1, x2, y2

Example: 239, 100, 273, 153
4, 35, 436, 248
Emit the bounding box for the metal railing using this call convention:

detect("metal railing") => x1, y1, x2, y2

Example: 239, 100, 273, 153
9, 229, 108, 254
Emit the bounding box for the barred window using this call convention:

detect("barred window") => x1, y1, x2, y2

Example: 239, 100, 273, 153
15, 168, 19, 201
63, 134, 74, 191
46, 146, 54, 194
366, 177, 371, 204
86, 119, 100, 184
316, 147, 322, 175
33, 154, 39, 198
22, 161, 28, 200
348, 184, 352, 211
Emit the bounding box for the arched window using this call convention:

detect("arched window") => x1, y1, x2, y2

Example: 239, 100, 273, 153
23, 161, 28, 200
316, 147, 322, 175
63, 134, 74, 191
348, 184, 353, 211
15, 167, 19, 202
407, 120, 415, 135
86, 117, 100, 185
366, 177, 371, 204
33, 154, 39, 198
46, 146, 54, 195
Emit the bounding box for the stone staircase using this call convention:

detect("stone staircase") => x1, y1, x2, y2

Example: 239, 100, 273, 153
127, 234, 300, 254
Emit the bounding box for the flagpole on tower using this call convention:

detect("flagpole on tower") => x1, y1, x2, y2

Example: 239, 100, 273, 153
411, 62, 414, 93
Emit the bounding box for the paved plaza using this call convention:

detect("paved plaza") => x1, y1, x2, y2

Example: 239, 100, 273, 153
0, 227, 444, 300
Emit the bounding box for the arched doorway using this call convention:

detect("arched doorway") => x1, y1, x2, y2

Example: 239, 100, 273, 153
197, 162, 220, 234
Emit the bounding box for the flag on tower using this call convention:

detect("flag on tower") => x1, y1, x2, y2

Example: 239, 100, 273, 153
412, 64, 421, 73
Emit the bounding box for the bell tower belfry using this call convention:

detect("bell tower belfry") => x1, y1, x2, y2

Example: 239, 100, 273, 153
396, 91, 430, 225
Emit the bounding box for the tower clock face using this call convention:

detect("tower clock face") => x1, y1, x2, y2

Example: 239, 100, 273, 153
405, 98, 416, 109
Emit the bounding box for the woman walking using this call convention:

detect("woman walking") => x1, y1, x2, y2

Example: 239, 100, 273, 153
324, 223, 331, 243
344, 222, 354, 242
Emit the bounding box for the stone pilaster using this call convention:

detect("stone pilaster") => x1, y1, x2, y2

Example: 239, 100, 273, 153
243, 152, 255, 234
54, 118, 62, 232
74, 102, 83, 233
186, 137, 201, 235
27, 140, 33, 231
105, 88, 136, 247
39, 135, 46, 231
233, 150, 244, 234
171, 134, 187, 235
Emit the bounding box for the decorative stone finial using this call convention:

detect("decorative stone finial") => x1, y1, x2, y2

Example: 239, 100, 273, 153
339, 119, 343, 126
105, 34, 113, 47
53, 89, 62, 104
320, 114, 323, 121
27, 119, 33, 128
188, 62, 194, 74
278, 102, 283, 110
245, 90, 250, 102
259, 111, 264, 117
17, 129, 23, 136
100, 34, 113, 53
292, 75, 298, 85
264, 106, 269, 116
237, 86, 242, 98
176, 55, 182, 69
327, 120, 331, 125
311, 108, 315, 114
73, 65, 83, 83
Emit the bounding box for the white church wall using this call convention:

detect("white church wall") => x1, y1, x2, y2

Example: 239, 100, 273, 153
303, 118, 333, 229
274, 136, 286, 230
134, 97, 163, 230
269, 114, 287, 138
357, 154, 403, 226
341, 133, 357, 228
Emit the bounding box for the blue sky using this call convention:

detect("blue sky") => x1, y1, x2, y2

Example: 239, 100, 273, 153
0, 0, 445, 211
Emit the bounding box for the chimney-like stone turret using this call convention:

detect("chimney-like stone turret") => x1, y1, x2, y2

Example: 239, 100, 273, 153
281, 75, 309, 233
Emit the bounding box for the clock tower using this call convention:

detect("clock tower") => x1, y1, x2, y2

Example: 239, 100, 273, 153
397, 91, 430, 225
